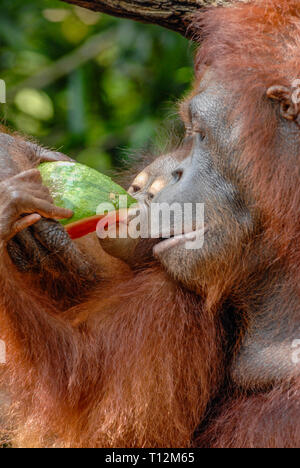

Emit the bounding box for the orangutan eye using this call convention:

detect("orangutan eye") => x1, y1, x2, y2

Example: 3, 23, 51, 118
172, 169, 183, 183
197, 129, 206, 141
186, 125, 206, 142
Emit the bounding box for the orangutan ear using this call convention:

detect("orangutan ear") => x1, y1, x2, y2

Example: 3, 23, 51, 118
267, 85, 299, 121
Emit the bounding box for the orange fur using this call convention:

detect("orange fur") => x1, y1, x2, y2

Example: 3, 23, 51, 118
1, 0, 300, 449
193, 0, 300, 263
0, 254, 224, 447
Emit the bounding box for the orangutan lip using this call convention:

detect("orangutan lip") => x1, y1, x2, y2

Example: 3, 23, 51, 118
153, 227, 208, 256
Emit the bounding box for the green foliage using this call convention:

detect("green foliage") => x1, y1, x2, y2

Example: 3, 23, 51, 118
0, 0, 193, 173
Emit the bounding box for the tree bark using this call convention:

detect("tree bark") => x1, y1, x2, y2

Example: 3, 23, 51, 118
60, 0, 233, 36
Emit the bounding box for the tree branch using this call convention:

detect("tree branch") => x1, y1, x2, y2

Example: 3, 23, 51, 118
60, 0, 235, 36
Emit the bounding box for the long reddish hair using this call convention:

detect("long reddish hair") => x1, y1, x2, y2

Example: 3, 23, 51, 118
0, 264, 224, 447
1, 0, 300, 449
193, 0, 300, 266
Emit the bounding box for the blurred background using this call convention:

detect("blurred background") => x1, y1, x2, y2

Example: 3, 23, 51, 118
0, 0, 194, 174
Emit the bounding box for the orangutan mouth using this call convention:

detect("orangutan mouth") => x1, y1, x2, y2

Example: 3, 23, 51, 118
153, 227, 208, 256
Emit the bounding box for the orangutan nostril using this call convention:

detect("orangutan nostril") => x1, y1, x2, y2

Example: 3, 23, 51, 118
131, 185, 141, 193
172, 169, 183, 183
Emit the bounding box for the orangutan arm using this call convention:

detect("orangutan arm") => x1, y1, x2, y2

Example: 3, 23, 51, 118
0, 170, 102, 405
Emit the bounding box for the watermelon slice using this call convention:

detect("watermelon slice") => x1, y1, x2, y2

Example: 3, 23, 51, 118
38, 161, 137, 239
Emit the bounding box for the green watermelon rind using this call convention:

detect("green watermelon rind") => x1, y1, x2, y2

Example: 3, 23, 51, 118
39, 162, 137, 226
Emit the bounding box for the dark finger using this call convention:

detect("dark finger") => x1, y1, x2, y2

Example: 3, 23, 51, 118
21, 195, 73, 220
18, 225, 62, 273
25, 140, 75, 164
11, 169, 43, 186
9, 214, 42, 240
7, 237, 33, 273
39, 150, 75, 163
23, 187, 54, 204
8, 228, 45, 273
33, 219, 96, 280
